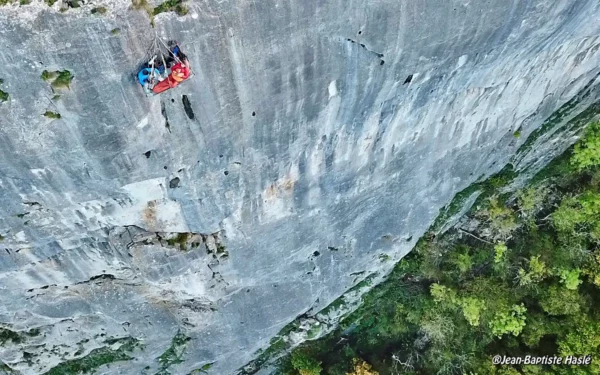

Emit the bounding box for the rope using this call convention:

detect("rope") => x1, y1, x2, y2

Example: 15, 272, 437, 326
156, 36, 195, 77
157, 37, 182, 64
160, 52, 173, 88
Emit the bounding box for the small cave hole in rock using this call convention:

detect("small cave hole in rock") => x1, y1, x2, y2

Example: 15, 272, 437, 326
182, 95, 195, 120
178, 168, 184, 172
164, 166, 168, 170
313, 251, 320, 257
251, 111, 256, 117
224, 171, 229, 176
404, 74, 413, 84
169, 177, 181, 188
144, 151, 151, 159
380, 60, 385, 65
171, 98, 175, 103
219, 154, 223, 158
358, 30, 362, 35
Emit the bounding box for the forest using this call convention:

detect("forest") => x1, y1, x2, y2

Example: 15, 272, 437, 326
277, 121, 600, 375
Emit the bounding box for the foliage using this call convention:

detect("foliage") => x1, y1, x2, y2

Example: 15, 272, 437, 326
52, 70, 74, 89
539, 286, 582, 316
0, 89, 8, 102
291, 351, 322, 375
43, 111, 61, 119
553, 191, 600, 241
41, 70, 56, 81
494, 242, 507, 264
481, 197, 517, 238
489, 304, 527, 338
42, 70, 74, 89
459, 297, 486, 327
91, 6, 107, 14
131, 0, 152, 17
45, 337, 139, 375
153, 0, 188, 16
157, 330, 191, 371
571, 122, 600, 171
0, 328, 22, 344
166, 232, 190, 250
346, 358, 378, 375
517, 255, 547, 286
557, 268, 582, 290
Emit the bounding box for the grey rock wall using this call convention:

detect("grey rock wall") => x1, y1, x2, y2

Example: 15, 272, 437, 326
0, 0, 599, 373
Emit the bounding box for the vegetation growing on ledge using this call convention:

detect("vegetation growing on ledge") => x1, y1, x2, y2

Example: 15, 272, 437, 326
43, 111, 61, 119
44, 337, 140, 375
0, 327, 23, 345
131, 0, 153, 19
156, 330, 191, 372
273, 120, 600, 375
153, 0, 188, 16
0, 89, 8, 102
431, 164, 517, 233
166, 233, 190, 250
41, 70, 74, 89
90, 6, 107, 14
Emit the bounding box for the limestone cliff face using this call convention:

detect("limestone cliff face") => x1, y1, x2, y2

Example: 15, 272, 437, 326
0, 0, 599, 373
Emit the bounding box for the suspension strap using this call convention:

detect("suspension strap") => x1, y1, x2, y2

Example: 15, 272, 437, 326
157, 37, 182, 63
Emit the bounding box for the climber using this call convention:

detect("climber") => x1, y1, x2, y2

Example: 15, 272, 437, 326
151, 52, 191, 95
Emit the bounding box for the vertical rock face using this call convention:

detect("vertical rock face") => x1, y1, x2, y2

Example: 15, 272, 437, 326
0, 0, 599, 373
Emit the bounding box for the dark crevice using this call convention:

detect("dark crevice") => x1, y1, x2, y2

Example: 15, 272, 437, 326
404, 74, 413, 84
70, 275, 118, 286
161, 102, 171, 132
169, 177, 180, 188
182, 95, 195, 120
88, 274, 116, 282
144, 151, 152, 159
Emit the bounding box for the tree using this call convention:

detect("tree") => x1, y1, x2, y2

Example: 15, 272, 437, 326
460, 297, 486, 327
539, 285, 581, 316
571, 122, 600, 171
557, 268, 582, 290
291, 351, 322, 375
481, 197, 517, 238
517, 255, 547, 286
553, 192, 600, 242
346, 358, 379, 375
489, 304, 527, 338
494, 242, 508, 264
